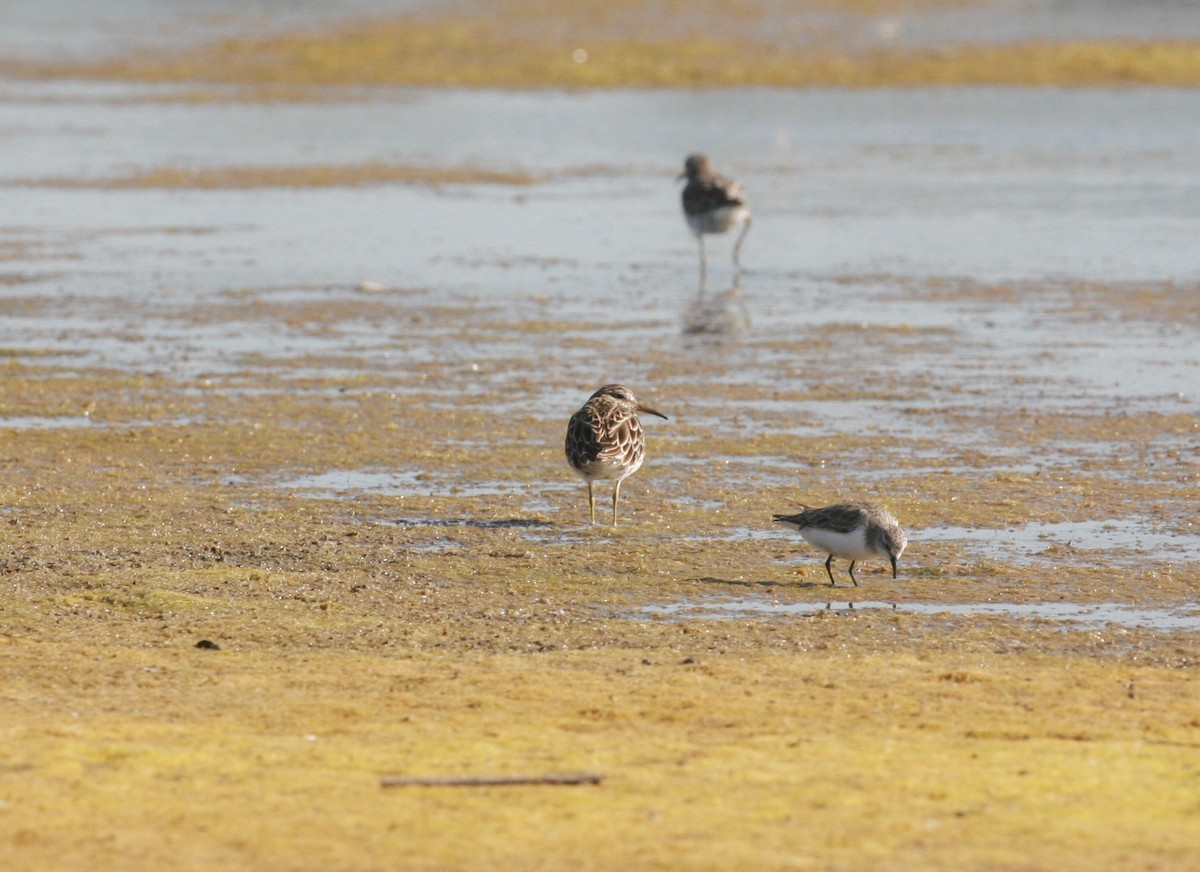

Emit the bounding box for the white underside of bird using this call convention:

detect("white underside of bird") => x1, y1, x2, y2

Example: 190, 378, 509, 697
775, 520, 874, 560
687, 204, 750, 235
573, 454, 643, 482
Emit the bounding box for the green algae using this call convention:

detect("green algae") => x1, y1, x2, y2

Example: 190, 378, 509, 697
3, 641, 1198, 871
5, 1, 1200, 91
20, 163, 542, 190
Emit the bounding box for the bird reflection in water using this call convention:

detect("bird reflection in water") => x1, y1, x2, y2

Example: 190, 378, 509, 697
682, 269, 750, 341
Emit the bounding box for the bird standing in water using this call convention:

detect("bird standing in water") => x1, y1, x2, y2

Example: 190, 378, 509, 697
679, 153, 752, 272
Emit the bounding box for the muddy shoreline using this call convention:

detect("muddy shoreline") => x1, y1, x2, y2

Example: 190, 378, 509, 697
3, 7, 1200, 868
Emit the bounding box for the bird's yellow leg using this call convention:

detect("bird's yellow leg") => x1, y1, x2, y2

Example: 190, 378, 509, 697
733, 215, 752, 265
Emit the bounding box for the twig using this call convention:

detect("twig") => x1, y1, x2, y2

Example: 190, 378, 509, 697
380, 772, 603, 789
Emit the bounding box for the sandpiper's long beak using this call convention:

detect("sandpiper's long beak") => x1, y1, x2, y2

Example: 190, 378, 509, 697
890, 555, 899, 579
638, 403, 668, 420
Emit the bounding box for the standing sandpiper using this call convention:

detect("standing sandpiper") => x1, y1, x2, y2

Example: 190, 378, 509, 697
565, 384, 668, 525
678, 153, 752, 271
773, 502, 908, 586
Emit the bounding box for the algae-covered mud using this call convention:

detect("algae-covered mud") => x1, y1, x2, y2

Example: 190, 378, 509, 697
3, 3, 1200, 871
6, 0, 1200, 88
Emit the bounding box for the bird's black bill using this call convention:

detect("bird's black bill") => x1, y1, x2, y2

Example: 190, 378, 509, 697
891, 556, 898, 579
638, 404, 668, 420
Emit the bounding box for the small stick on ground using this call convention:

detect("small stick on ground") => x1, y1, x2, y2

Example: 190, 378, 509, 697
380, 772, 603, 788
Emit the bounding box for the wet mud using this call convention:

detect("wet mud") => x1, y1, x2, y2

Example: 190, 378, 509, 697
3, 269, 1199, 869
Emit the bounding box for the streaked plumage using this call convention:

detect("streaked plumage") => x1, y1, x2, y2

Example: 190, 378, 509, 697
565, 384, 668, 525
773, 502, 908, 587
678, 153, 752, 270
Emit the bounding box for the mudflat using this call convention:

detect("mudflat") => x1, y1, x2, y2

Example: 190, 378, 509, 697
2, 2, 1200, 869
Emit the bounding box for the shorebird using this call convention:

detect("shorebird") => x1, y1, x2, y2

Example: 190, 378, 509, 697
565, 384, 668, 525
773, 502, 908, 586
678, 153, 752, 271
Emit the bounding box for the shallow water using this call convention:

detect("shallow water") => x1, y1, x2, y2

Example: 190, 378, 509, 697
639, 596, 1200, 632
279, 469, 516, 499
5, 88, 1200, 378
0, 414, 96, 429
917, 519, 1200, 566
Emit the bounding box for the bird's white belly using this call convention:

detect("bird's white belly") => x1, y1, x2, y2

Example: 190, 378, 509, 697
687, 204, 749, 235
575, 454, 642, 482
799, 525, 871, 559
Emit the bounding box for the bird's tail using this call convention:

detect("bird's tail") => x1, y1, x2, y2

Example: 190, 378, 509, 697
773, 504, 813, 529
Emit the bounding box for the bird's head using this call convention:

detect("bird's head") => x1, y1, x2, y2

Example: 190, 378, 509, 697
885, 528, 908, 578
589, 384, 668, 420
678, 153, 712, 182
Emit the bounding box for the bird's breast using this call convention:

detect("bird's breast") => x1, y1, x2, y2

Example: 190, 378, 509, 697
686, 204, 750, 235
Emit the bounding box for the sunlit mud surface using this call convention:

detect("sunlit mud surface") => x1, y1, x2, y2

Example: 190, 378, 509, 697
2, 14, 1200, 871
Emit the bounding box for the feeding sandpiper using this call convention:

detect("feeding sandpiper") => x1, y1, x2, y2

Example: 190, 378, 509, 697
565, 384, 668, 525
678, 153, 752, 271
773, 502, 908, 586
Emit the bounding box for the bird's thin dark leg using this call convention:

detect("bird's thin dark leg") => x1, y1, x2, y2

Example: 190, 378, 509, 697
611, 479, 621, 526
824, 554, 837, 587
697, 235, 707, 275
848, 561, 859, 587
587, 482, 595, 525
